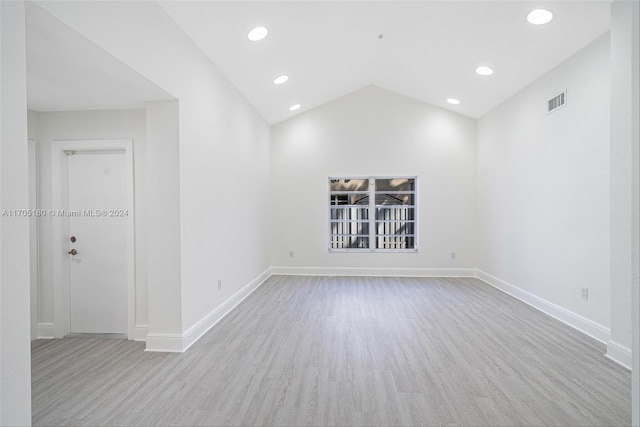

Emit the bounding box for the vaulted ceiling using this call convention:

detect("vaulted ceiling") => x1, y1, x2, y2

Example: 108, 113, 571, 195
159, 1, 610, 123
26, 1, 611, 124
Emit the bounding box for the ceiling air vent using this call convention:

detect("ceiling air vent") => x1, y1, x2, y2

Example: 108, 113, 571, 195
547, 90, 567, 114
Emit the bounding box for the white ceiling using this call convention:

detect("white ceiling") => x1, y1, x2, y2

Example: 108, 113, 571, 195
25, 1, 611, 122
26, 2, 174, 112
159, 0, 611, 123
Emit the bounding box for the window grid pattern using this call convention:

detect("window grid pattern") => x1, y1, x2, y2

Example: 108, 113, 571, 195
329, 177, 417, 252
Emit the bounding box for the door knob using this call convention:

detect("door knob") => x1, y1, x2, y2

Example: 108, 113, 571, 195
68, 249, 78, 255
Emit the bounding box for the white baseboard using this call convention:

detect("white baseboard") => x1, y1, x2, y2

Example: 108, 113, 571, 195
606, 340, 632, 370
132, 324, 149, 341
38, 322, 149, 341
271, 266, 477, 277
180, 268, 271, 352
145, 333, 185, 353
37, 322, 55, 339
145, 268, 272, 353
475, 270, 611, 344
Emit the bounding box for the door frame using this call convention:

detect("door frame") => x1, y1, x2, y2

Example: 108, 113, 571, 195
51, 139, 135, 339
29, 139, 39, 340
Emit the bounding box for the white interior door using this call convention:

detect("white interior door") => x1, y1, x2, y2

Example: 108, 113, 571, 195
67, 149, 128, 334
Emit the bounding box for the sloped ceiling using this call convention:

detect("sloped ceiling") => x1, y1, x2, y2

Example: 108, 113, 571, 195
25, 1, 611, 123
159, 1, 611, 124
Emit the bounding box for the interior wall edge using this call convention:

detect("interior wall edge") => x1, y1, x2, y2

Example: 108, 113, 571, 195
133, 324, 149, 342
0, 0, 32, 423
606, 340, 633, 370
36, 322, 54, 340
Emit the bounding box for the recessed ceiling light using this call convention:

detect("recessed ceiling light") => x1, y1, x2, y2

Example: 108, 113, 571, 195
475, 66, 494, 76
247, 26, 268, 41
447, 98, 460, 105
273, 75, 289, 85
289, 104, 301, 111
527, 9, 553, 25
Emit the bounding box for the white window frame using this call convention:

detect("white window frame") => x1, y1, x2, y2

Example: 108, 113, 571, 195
328, 176, 418, 253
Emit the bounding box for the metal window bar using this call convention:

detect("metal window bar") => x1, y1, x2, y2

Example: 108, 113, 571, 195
374, 190, 415, 250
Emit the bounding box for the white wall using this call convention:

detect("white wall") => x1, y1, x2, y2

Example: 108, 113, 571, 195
36, 1, 272, 347
0, 1, 32, 424
609, 0, 639, 422
610, 1, 639, 377
477, 35, 611, 331
610, 0, 634, 354
145, 100, 182, 340
632, 0, 640, 421
27, 113, 38, 339
28, 109, 148, 338
270, 86, 477, 273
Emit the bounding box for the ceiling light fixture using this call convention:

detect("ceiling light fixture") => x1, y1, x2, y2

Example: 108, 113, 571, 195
289, 104, 301, 111
247, 26, 268, 41
447, 98, 460, 105
475, 66, 494, 76
527, 9, 553, 25
273, 75, 289, 85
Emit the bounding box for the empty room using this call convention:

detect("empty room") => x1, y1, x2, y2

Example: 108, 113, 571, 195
1, 1, 638, 426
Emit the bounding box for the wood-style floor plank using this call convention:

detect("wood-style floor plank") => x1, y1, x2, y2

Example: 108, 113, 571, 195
32, 276, 631, 426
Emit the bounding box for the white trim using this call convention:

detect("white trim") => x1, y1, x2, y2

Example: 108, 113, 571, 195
37, 322, 54, 339
144, 333, 184, 353
133, 324, 149, 342
51, 139, 135, 339
28, 139, 39, 340
475, 269, 611, 344
271, 266, 476, 277
606, 340, 632, 370
145, 268, 272, 353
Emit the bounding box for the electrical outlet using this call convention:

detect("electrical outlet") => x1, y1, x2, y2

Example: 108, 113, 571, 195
580, 287, 589, 300
218, 279, 222, 290
289, 250, 294, 258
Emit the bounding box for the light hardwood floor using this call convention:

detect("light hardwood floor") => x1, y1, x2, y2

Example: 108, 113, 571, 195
32, 276, 631, 426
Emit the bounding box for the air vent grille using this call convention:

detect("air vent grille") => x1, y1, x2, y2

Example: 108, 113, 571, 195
547, 91, 566, 114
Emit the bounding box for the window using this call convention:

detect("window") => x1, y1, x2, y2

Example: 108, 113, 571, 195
329, 177, 417, 252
